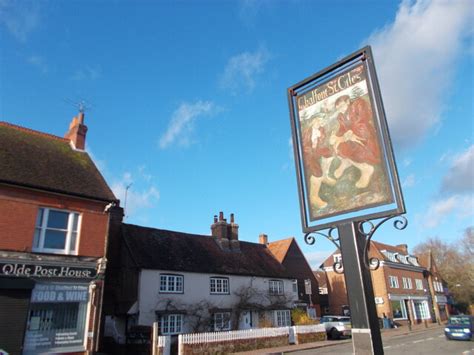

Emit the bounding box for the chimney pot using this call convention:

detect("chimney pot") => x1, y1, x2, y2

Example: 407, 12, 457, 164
219, 211, 224, 221
214, 215, 218, 223
259, 234, 268, 245
230, 213, 234, 223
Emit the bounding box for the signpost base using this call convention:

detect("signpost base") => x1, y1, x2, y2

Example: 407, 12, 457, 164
338, 222, 383, 355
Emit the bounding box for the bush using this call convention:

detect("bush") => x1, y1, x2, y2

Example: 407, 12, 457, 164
291, 308, 316, 325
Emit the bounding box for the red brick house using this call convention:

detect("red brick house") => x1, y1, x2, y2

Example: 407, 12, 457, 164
0, 114, 117, 355
418, 251, 450, 322
265, 236, 321, 318
322, 241, 433, 325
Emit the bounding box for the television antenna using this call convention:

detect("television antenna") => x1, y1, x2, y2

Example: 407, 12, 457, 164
63, 98, 93, 113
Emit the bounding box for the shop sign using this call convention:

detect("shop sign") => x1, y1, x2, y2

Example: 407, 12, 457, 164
375, 297, 384, 304
31, 284, 89, 303
0, 262, 97, 279
435, 295, 447, 304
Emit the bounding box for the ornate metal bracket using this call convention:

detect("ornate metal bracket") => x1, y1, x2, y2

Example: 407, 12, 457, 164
304, 227, 344, 274
358, 215, 408, 271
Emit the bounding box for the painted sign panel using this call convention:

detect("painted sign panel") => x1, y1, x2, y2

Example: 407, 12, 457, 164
0, 262, 97, 279
297, 64, 393, 221
288, 46, 405, 232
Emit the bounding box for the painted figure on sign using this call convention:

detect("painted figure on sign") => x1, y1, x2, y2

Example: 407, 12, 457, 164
303, 115, 336, 209
331, 94, 381, 188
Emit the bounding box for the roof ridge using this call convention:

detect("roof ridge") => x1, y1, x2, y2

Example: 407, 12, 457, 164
0, 121, 68, 142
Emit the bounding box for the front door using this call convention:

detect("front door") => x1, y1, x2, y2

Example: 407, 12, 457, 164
239, 311, 252, 330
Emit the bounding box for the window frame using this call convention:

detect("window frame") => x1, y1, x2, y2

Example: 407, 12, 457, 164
213, 312, 231, 331
415, 279, 423, 290
274, 309, 291, 327
292, 279, 298, 293
269, 280, 284, 295
159, 314, 183, 335
32, 207, 81, 255
159, 274, 184, 294
389, 275, 399, 288
402, 277, 412, 289
209, 277, 230, 295
391, 300, 407, 320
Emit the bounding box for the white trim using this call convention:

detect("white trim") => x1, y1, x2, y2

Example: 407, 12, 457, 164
351, 328, 371, 334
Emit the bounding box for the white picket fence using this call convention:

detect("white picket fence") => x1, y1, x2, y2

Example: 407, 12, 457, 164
179, 326, 289, 345
152, 322, 171, 355
293, 324, 325, 334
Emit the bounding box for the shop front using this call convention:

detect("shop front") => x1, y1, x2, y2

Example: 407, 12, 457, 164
0, 254, 104, 355
389, 294, 431, 324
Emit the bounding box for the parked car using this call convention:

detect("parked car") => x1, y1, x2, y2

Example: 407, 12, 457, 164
320, 315, 352, 339
444, 315, 473, 341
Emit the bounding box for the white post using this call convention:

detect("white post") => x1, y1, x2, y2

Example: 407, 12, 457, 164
152, 322, 158, 355
178, 334, 183, 355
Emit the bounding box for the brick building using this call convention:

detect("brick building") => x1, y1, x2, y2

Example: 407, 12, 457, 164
418, 251, 449, 322
0, 115, 117, 354
322, 241, 433, 325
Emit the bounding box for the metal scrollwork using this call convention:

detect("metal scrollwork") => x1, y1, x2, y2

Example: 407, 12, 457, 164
304, 227, 340, 250
333, 260, 344, 274
358, 215, 408, 271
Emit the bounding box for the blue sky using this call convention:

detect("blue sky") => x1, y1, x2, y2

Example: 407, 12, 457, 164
1, 0, 473, 268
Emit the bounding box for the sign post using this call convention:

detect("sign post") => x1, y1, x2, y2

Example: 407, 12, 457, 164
288, 46, 406, 355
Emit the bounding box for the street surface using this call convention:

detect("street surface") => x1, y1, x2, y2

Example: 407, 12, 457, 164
288, 327, 473, 355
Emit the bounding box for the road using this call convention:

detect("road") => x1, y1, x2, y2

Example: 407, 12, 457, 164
288, 327, 473, 355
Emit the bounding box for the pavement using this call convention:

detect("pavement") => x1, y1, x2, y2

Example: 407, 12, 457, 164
233, 322, 446, 354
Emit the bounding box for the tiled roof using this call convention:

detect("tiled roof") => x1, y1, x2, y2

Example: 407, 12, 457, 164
371, 241, 406, 255
0, 122, 116, 202
122, 223, 291, 278
267, 238, 293, 263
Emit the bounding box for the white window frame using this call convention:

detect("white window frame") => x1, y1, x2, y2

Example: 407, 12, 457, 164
160, 314, 183, 335
292, 279, 298, 293
391, 300, 408, 319
269, 280, 284, 295
402, 277, 412, 289
159, 274, 184, 293
415, 279, 423, 290
210, 277, 229, 294
382, 250, 397, 263
408, 256, 419, 266
33, 207, 81, 255
274, 310, 291, 327
213, 312, 231, 331
389, 276, 399, 288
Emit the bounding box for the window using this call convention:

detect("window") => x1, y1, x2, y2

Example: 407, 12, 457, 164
269, 280, 284, 295
407, 256, 419, 266
391, 300, 407, 319
389, 276, 399, 288
213, 312, 231, 331
23, 283, 89, 353
292, 279, 298, 293
402, 277, 412, 289
210, 277, 229, 294
415, 279, 423, 290
274, 310, 291, 327
434, 281, 443, 292
382, 251, 397, 262
33, 208, 80, 255
160, 314, 183, 335
159, 274, 183, 293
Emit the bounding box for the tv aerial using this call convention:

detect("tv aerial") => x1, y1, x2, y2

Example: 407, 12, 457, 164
64, 98, 93, 113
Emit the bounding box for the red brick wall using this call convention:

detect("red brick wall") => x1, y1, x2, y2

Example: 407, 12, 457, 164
326, 271, 348, 315
0, 184, 109, 257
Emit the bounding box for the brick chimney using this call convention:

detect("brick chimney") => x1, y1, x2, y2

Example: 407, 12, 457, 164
396, 244, 408, 254
259, 233, 268, 245
211, 211, 239, 251
65, 112, 88, 150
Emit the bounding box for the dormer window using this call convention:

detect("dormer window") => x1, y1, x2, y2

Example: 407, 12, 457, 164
33, 207, 80, 255
382, 251, 397, 263
407, 256, 419, 266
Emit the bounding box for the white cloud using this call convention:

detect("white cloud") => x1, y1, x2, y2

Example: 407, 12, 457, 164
441, 145, 474, 193
111, 171, 160, 218
422, 194, 474, 228
305, 251, 332, 269
159, 100, 219, 149
219, 47, 270, 94
0, 0, 40, 42
27, 55, 48, 74
72, 65, 102, 81
367, 0, 473, 148
402, 173, 416, 188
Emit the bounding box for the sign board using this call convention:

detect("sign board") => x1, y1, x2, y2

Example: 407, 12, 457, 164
288, 46, 405, 232
304, 279, 312, 295
0, 262, 97, 279
374, 297, 384, 304
31, 284, 89, 303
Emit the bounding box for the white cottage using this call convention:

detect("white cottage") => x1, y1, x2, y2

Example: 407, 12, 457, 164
103, 212, 298, 343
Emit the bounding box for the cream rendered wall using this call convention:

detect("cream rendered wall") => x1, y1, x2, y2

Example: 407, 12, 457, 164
137, 269, 298, 327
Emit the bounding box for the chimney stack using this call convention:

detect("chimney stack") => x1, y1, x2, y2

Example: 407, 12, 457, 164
65, 112, 88, 150
396, 244, 408, 254
259, 234, 268, 245
211, 211, 239, 251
